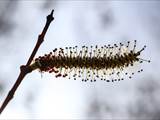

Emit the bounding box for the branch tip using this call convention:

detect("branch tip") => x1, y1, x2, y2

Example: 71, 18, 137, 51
51, 9, 54, 16
47, 9, 54, 22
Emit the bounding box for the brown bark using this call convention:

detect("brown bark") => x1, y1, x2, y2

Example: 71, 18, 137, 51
0, 9, 54, 114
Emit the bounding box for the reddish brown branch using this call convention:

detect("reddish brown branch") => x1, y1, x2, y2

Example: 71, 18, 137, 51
0, 9, 54, 114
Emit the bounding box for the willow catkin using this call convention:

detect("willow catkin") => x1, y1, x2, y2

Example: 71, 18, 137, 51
30, 40, 150, 82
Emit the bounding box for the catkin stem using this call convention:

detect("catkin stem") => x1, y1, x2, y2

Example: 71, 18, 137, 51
0, 10, 54, 114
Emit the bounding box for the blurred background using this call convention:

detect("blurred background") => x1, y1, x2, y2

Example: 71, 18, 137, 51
0, 0, 159, 119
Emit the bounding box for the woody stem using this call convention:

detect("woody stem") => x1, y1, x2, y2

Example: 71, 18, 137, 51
0, 9, 54, 114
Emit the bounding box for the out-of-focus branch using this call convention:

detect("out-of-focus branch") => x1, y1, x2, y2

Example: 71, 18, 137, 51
0, 9, 54, 114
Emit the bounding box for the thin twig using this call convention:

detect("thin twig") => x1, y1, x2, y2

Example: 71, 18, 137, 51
0, 9, 54, 114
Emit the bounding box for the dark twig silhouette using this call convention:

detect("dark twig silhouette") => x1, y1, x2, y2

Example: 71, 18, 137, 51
0, 9, 54, 114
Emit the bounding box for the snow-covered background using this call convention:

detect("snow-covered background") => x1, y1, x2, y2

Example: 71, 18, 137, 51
0, 1, 159, 119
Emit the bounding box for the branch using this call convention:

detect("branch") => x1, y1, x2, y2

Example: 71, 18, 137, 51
0, 9, 54, 114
